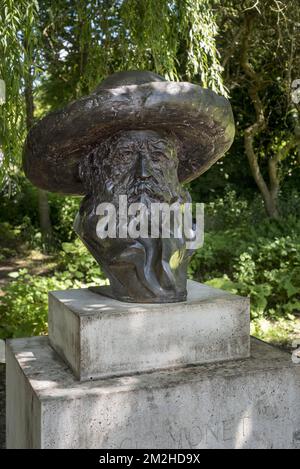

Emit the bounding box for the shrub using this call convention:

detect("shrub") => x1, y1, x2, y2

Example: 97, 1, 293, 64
0, 239, 107, 339
0, 269, 79, 338
189, 191, 300, 321
58, 238, 106, 283
50, 195, 81, 243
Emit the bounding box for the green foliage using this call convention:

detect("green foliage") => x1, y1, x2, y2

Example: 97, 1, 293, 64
203, 236, 300, 320
0, 178, 82, 251
0, 238, 107, 339
120, 0, 226, 93
59, 238, 106, 284
0, 217, 38, 258
0, 177, 44, 255
0, 269, 78, 339
0, 176, 39, 226
189, 191, 300, 321
50, 195, 81, 243
0, 0, 39, 179
233, 237, 300, 319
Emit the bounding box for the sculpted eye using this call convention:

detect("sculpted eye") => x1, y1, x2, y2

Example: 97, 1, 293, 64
152, 151, 166, 160
122, 150, 133, 157
114, 150, 132, 163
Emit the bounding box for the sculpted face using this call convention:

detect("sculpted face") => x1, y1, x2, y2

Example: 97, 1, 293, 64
79, 130, 186, 205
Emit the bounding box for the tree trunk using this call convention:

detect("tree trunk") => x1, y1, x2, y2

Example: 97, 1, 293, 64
264, 192, 280, 219
244, 129, 280, 219
24, 59, 53, 248
267, 157, 280, 219
37, 189, 53, 246
240, 14, 281, 219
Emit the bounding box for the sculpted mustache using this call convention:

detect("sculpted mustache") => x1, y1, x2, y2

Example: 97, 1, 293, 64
128, 179, 161, 195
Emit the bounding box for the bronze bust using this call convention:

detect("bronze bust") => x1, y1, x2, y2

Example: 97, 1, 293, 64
23, 71, 234, 303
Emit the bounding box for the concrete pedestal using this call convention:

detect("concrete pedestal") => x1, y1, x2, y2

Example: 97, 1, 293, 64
6, 281, 300, 449
48, 280, 250, 380
6, 337, 300, 449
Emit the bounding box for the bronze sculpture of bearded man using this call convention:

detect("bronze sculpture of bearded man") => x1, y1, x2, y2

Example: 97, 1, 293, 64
23, 71, 234, 303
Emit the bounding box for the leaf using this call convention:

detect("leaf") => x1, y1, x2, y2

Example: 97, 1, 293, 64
282, 279, 299, 298
62, 242, 74, 253
8, 271, 19, 278
205, 276, 240, 293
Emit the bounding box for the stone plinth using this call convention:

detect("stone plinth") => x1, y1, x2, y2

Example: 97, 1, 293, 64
6, 337, 300, 449
48, 280, 250, 381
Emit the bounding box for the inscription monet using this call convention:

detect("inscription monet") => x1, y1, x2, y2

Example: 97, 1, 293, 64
116, 415, 251, 449
23, 70, 234, 303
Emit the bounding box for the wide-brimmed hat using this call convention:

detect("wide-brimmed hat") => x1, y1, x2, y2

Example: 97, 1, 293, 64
23, 70, 235, 195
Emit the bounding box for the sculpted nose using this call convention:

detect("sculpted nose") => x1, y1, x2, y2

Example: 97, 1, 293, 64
135, 153, 151, 179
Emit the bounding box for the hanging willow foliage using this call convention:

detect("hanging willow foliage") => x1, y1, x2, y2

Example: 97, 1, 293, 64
0, 0, 225, 188
0, 0, 39, 190
119, 0, 226, 90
